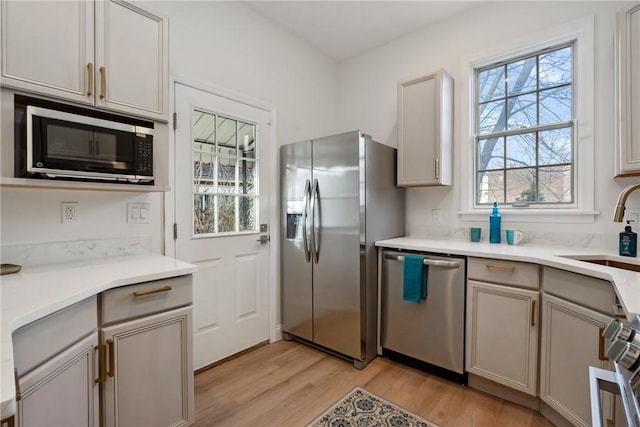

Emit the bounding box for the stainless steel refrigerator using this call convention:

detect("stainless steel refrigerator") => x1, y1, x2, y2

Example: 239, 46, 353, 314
280, 130, 405, 369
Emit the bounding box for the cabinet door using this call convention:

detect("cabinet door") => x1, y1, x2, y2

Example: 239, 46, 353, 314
540, 294, 614, 427
397, 69, 453, 187
616, 3, 640, 176
95, 0, 168, 120
17, 332, 99, 427
0, 0, 94, 104
466, 280, 539, 395
101, 306, 193, 427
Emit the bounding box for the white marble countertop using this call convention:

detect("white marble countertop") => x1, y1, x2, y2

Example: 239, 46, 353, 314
376, 237, 640, 317
0, 253, 197, 420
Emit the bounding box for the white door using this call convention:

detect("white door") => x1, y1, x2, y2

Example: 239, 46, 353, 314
174, 83, 271, 370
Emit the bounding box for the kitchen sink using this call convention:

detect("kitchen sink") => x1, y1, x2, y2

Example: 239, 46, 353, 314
559, 256, 640, 272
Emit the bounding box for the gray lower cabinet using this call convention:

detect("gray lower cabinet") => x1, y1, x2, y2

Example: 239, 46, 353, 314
17, 332, 99, 427
13, 275, 194, 427
540, 294, 614, 427
101, 307, 193, 427
99, 275, 194, 427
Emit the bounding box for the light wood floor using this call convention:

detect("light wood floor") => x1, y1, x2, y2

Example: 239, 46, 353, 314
194, 340, 553, 427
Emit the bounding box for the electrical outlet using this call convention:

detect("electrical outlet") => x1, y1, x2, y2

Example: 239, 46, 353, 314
432, 209, 441, 223
61, 202, 78, 224
625, 209, 639, 226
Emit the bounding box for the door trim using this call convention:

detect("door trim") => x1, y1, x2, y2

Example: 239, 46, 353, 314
166, 77, 280, 344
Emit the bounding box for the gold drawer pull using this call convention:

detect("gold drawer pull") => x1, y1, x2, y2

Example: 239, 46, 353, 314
486, 263, 515, 272
598, 327, 608, 361
133, 285, 172, 297
95, 344, 107, 384
14, 369, 21, 402
531, 300, 536, 327
87, 63, 93, 96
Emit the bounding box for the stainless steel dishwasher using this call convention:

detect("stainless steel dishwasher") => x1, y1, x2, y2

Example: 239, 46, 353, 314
379, 249, 466, 383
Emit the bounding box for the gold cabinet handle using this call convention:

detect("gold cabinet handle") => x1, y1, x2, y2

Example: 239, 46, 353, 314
87, 63, 93, 96
133, 285, 172, 297
99, 66, 106, 99
598, 327, 608, 361
14, 369, 21, 402
486, 263, 515, 272
95, 344, 107, 384
531, 300, 536, 327
107, 339, 115, 378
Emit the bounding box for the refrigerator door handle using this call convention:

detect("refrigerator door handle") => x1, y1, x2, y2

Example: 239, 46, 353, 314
311, 178, 320, 264
302, 179, 311, 263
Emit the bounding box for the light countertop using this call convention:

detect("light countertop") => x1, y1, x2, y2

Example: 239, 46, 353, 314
376, 237, 640, 318
0, 253, 197, 420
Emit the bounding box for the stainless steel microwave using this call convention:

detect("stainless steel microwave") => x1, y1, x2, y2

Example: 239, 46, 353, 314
15, 96, 154, 184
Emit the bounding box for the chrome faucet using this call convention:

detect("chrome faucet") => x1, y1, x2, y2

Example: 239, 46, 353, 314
613, 182, 640, 222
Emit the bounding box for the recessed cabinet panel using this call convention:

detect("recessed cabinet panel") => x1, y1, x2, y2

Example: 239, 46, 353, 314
397, 69, 453, 186
1, 0, 94, 104
466, 280, 539, 396
540, 294, 614, 427
616, 3, 640, 176
95, 0, 168, 119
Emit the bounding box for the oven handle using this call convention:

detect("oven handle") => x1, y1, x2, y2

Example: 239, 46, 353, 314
384, 253, 461, 269
588, 366, 621, 427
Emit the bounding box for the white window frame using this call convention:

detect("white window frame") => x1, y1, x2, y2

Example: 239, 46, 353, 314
459, 15, 598, 223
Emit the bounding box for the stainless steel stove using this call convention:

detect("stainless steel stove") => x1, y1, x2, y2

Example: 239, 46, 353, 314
591, 315, 640, 427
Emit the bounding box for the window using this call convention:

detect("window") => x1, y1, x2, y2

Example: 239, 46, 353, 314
192, 110, 257, 235
460, 17, 595, 222
475, 44, 574, 206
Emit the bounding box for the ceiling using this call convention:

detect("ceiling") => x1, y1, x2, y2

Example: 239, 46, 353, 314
245, 1, 478, 62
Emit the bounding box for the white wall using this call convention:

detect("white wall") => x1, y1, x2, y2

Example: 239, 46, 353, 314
0, 1, 339, 261
146, 0, 340, 145
336, 1, 640, 249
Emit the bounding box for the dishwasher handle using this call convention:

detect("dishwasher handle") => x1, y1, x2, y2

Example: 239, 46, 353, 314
384, 253, 461, 269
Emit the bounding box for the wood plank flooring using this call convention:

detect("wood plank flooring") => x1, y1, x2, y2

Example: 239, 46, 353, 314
195, 341, 551, 427
194, 340, 553, 427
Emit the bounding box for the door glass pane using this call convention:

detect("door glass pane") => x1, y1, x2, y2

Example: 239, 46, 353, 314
194, 194, 215, 234
239, 196, 256, 231
217, 116, 237, 157
192, 110, 216, 143
191, 109, 259, 235
218, 157, 236, 194
239, 160, 256, 195
238, 123, 256, 159
218, 195, 236, 233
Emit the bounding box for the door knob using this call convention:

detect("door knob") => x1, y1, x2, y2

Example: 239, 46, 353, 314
257, 235, 270, 244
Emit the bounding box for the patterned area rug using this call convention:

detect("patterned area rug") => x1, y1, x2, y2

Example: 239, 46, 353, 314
306, 387, 440, 427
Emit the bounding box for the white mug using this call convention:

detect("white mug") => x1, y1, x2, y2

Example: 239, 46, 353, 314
506, 230, 523, 245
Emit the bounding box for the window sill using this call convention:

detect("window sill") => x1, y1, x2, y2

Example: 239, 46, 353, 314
458, 209, 600, 224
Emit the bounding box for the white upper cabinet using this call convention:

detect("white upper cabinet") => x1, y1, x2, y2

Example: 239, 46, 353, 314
95, 0, 168, 120
1, 0, 168, 121
616, 3, 640, 176
1, 1, 94, 105
397, 69, 454, 187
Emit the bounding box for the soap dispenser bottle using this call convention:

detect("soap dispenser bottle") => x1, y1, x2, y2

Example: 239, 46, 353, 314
489, 202, 501, 243
619, 221, 637, 257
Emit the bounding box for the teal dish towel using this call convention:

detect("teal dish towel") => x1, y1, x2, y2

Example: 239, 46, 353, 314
403, 255, 428, 303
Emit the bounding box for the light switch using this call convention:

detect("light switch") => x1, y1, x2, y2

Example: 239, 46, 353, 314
127, 203, 150, 224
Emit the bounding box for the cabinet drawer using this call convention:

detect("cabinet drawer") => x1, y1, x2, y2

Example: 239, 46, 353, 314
13, 296, 97, 376
542, 267, 616, 315
100, 275, 192, 325
468, 257, 540, 289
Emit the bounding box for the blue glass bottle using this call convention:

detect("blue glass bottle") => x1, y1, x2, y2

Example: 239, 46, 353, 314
489, 202, 501, 244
